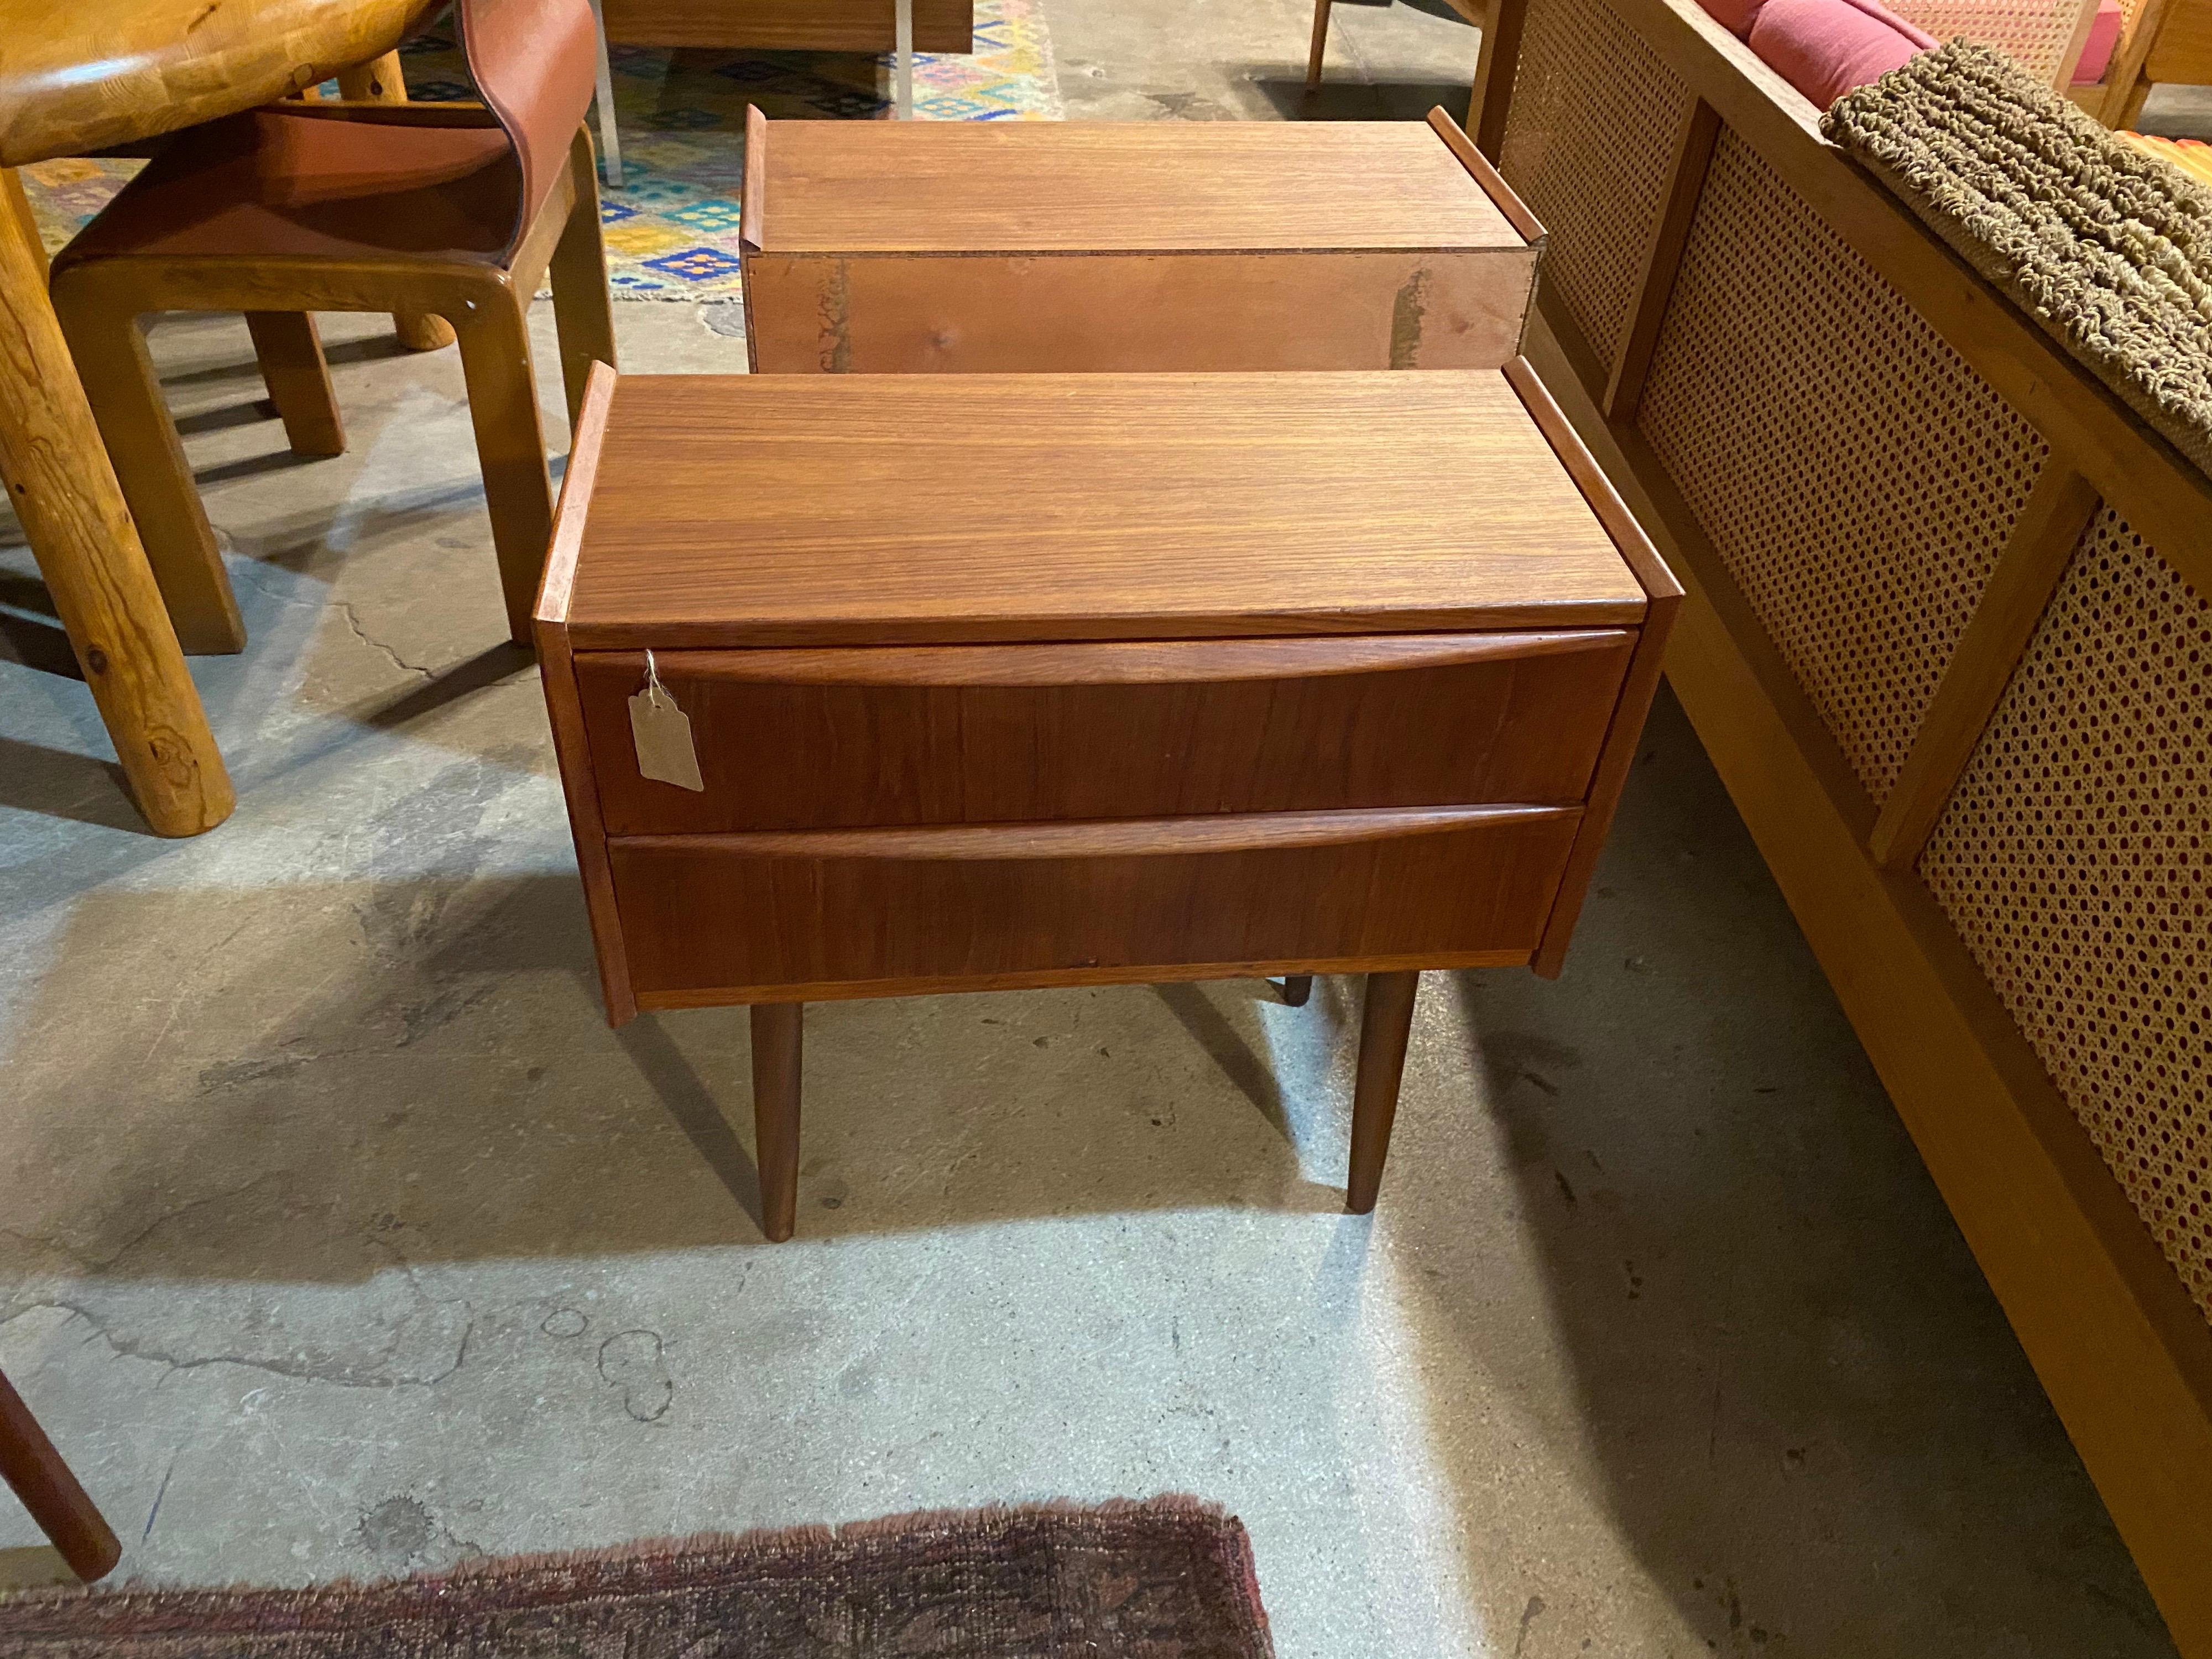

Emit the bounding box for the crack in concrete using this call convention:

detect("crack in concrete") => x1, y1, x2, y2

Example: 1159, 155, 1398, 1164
1, 1299, 475, 1391
1, 1176, 275, 1277
337, 601, 436, 680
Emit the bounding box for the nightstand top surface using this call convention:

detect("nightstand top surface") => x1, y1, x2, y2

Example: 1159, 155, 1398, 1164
547, 369, 1652, 648
752, 118, 1528, 253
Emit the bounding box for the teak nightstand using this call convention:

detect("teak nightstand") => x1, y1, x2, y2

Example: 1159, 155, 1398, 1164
737, 107, 1543, 374
536, 364, 1678, 1239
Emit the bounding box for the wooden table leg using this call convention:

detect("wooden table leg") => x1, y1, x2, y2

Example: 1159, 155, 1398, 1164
338, 53, 457, 353
0, 1368, 120, 1583
0, 179, 234, 836
1280, 974, 1314, 1007
1347, 970, 1420, 1213
751, 1003, 802, 1242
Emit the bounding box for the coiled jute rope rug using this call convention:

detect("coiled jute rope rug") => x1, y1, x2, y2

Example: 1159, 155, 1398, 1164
1822, 40, 2212, 478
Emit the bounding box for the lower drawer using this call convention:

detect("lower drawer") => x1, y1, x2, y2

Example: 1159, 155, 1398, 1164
608, 804, 1581, 1004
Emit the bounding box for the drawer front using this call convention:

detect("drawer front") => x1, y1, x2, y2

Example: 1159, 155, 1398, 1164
609, 805, 1582, 1003
577, 633, 1632, 835
743, 249, 1539, 373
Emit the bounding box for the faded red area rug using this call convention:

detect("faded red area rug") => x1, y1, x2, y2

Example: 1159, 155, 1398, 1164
0, 1499, 1274, 1657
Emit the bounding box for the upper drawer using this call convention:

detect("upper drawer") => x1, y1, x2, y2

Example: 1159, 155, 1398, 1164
574, 631, 1635, 835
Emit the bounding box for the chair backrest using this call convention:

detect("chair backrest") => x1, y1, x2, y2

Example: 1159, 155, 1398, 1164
1881, 0, 2103, 86
457, 0, 599, 255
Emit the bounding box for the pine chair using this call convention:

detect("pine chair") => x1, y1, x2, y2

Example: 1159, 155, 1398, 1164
49, 0, 617, 655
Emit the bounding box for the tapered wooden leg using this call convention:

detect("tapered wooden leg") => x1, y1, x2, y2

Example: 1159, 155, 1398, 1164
244, 311, 346, 457
751, 1003, 802, 1243
1347, 971, 1420, 1213
1306, 0, 1334, 89
49, 281, 245, 655
548, 134, 618, 435
337, 53, 459, 353
453, 290, 554, 643
0, 1368, 121, 1583
1280, 974, 1314, 1007
3, 169, 45, 286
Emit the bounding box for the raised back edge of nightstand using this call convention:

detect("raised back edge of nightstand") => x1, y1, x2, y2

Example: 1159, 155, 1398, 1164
1504, 354, 1682, 978
533, 357, 638, 1023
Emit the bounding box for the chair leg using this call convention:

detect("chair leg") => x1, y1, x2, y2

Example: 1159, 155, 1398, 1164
1307, 0, 1334, 90
244, 312, 345, 457
587, 0, 625, 189
549, 134, 619, 436
1347, 971, 1420, 1213
0, 1368, 121, 1583
49, 293, 243, 654
751, 1003, 802, 1242
452, 289, 554, 643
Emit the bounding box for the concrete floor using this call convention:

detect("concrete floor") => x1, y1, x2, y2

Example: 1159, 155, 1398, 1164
0, 2, 2187, 1655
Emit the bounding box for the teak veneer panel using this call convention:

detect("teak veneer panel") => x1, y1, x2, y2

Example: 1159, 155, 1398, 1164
597, 0, 971, 51
608, 805, 1584, 1005
749, 119, 1528, 253
560, 372, 1647, 648
741, 112, 1543, 373
575, 632, 1635, 834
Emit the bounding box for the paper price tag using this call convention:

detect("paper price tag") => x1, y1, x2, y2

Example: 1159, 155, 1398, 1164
628, 651, 705, 792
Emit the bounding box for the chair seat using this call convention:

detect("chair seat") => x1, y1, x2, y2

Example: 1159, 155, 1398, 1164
58, 109, 522, 269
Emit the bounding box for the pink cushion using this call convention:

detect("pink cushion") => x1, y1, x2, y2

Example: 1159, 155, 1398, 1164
1699, 0, 1770, 38
2073, 0, 2123, 82
1749, 0, 1937, 106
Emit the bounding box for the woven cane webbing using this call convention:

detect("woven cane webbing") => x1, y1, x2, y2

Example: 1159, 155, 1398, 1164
1637, 129, 2049, 801
1919, 509, 2212, 1321
1884, 0, 2094, 84
1498, 0, 1691, 366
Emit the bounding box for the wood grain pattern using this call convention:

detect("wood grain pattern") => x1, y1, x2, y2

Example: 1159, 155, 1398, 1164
742, 248, 1540, 374
533, 362, 633, 1022
1868, 465, 2102, 870
2, 169, 44, 285
635, 952, 1533, 1011
2144, 0, 2212, 81
607, 805, 1581, 1004
1423, 105, 1546, 244
752, 119, 1527, 253
536, 359, 614, 628
576, 632, 1632, 833
0, 0, 441, 168
0, 189, 234, 833
566, 372, 1647, 648
597, 0, 971, 51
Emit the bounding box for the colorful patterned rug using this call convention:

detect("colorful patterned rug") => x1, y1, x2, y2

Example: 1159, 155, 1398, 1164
16, 0, 1061, 304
